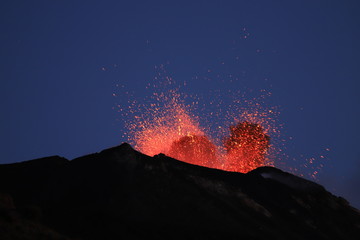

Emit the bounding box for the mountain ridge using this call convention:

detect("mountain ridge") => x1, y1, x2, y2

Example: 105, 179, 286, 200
1, 143, 359, 239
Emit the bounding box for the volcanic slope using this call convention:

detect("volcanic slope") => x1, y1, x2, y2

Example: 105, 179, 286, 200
0, 143, 360, 240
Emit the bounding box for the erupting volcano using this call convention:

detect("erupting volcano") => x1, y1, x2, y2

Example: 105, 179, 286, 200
168, 134, 218, 168
124, 75, 277, 173
224, 121, 270, 172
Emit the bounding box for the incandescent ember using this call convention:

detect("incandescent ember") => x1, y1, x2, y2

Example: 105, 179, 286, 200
224, 121, 270, 172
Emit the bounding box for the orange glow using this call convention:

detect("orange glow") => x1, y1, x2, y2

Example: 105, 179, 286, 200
118, 66, 326, 178
169, 134, 217, 168
224, 121, 270, 172
129, 89, 205, 158
126, 82, 276, 173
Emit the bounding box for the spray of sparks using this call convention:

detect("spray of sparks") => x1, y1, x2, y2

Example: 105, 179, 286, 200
111, 28, 328, 177
120, 68, 281, 173
130, 89, 206, 160
111, 65, 328, 178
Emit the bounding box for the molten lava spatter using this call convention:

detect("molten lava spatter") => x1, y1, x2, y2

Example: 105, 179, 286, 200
169, 134, 217, 168
122, 66, 278, 173
129, 89, 205, 159
224, 121, 270, 172
126, 88, 275, 172
117, 64, 326, 178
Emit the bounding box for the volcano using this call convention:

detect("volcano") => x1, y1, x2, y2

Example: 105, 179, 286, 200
0, 143, 359, 240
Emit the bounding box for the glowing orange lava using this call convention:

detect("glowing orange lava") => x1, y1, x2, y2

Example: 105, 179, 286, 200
126, 83, 276, 173
169, 134, 217, 168
129, 89, 205, 159
224, 121, 270, 172
117, 64, 326, 178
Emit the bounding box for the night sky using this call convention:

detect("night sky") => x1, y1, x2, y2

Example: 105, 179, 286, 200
1, 1, 360, 208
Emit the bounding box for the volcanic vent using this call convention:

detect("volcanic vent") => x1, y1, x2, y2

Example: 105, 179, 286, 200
124, 79, 277, 173
131, 116, 273, 172
224, 121, 270, 172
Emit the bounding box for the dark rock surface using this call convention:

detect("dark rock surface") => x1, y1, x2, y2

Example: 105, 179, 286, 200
1, 143, 359, 239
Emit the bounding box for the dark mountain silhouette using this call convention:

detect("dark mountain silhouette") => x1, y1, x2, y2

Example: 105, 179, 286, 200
1, 143, 359, 239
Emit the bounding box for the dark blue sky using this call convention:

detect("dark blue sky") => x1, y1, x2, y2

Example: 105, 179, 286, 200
1, 1, 360, 207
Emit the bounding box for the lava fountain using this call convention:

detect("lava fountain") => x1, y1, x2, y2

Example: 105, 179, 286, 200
125, 83, 275, 173
224, 121, 270, 172
169, 134, 217, 168
128, 89, 206, 160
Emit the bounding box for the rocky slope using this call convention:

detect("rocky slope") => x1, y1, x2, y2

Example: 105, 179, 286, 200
1, 143, 359, 239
